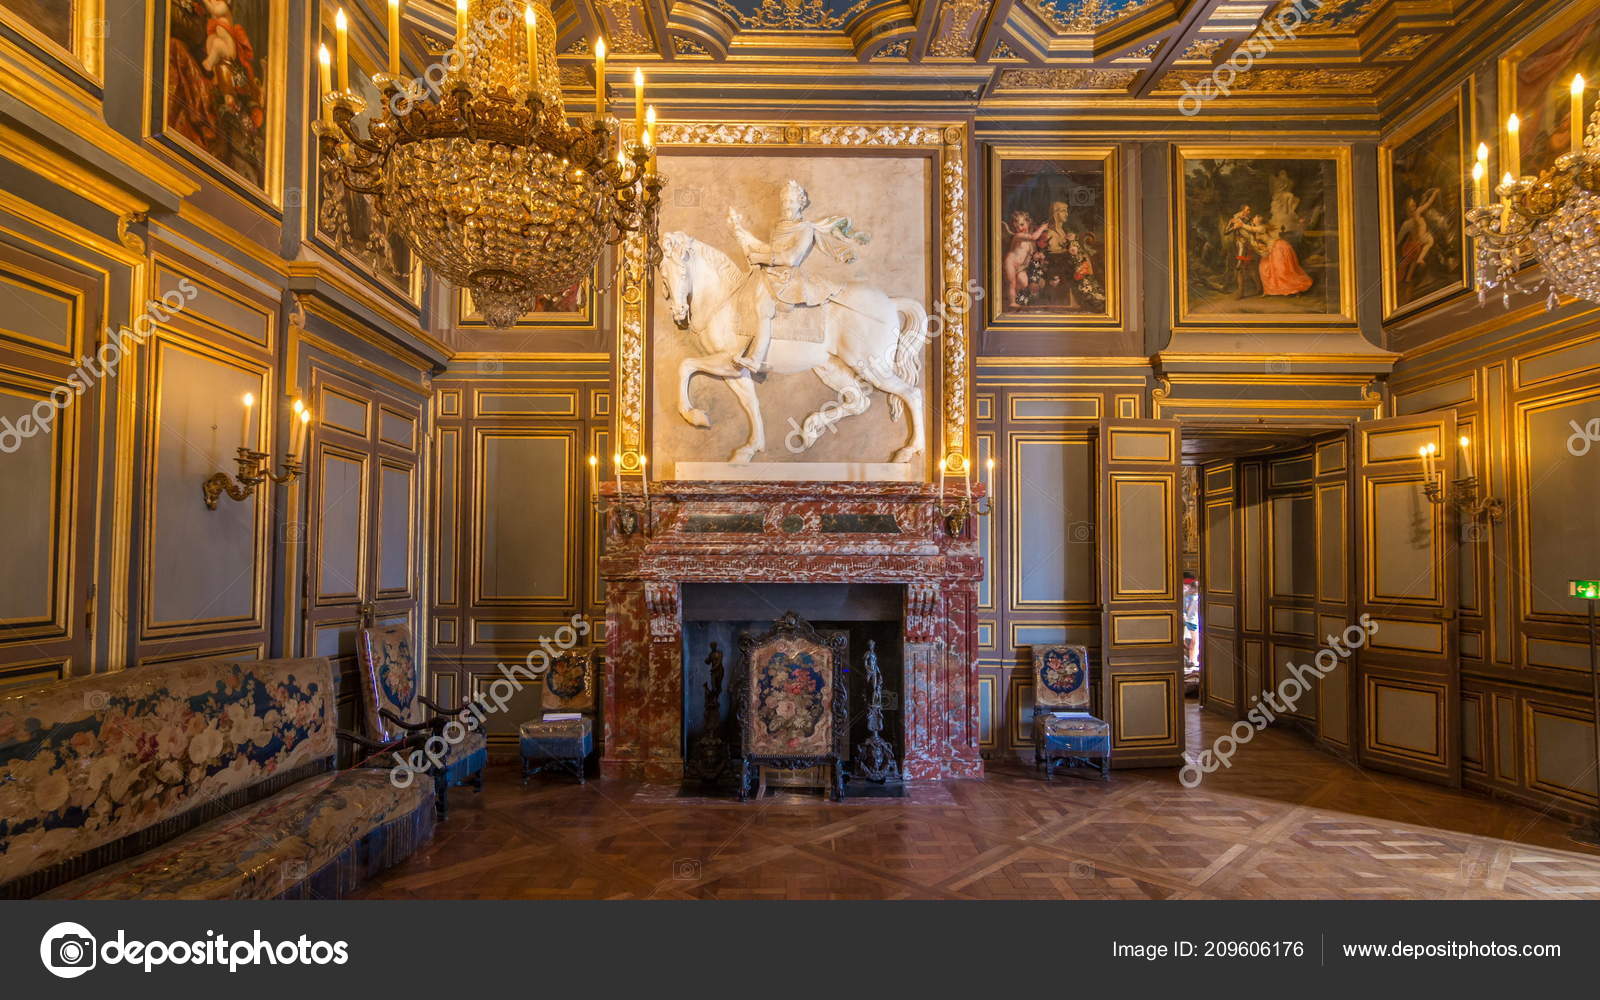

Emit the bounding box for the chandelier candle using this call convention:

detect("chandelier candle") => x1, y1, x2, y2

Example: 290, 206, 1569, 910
1506, 114, 1520, 178
594, 38, 605, 117
387, 0, 400, 77
317, 44, 332, 123
634, 68, 645, 139
316, 0, 663, 327
1574, 75, 1587, 153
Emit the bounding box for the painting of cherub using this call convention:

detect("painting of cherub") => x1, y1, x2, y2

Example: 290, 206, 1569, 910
165, 0, 272, 189
992, 155, 1111, 320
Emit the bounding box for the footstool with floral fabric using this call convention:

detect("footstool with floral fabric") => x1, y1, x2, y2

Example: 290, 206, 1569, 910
519, 651, 596, 784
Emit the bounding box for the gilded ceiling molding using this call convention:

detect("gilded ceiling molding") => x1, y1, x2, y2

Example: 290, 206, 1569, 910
614, 120, 972, 466
595, 0, 656, 53
994, 66, 1139, 90
1153, 65, 1391, 94
928, 0, 989, 58
1024, 0, 1161, 34
712, 0, 872, 31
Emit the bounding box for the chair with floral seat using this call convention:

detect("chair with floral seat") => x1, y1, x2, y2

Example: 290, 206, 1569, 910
1031, 644, 1111, 781
357, 624, 487, 816
519, 651, 597, 783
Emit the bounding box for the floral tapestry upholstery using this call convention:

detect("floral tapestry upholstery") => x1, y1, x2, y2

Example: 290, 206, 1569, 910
1033, 645, 1091, 712
519, 716, 593, 742
540, 651, 595, 714
0, 656, 335, 891
746, 637, 835, 756
42, 769, 432, 900
357, 625, 421, 743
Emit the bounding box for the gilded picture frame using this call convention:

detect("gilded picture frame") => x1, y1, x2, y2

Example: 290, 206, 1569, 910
616, 120, 971, 480
1171, 144, 1355, 328
0, 0, 103, 80
157, 0, 287, 209
986, 144, 1121, 331
1497, 0, 1600, 178
456, 279, 597, 331
311, 18, 423, 307
1378, 85, 1470, 320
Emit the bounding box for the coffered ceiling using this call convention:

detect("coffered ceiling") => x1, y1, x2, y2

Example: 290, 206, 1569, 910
393, 0, 1498, 111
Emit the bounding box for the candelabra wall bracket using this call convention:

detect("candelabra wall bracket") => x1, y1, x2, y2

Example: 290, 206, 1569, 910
938, 491, 991, 537
1422, 475, 1505, 524
203, 449, 303, 510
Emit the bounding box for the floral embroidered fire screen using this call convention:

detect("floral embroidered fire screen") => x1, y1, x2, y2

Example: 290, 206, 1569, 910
734, 612, 849, 801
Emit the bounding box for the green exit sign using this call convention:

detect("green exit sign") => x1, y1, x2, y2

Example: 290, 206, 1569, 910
1571, 580, 1600, 600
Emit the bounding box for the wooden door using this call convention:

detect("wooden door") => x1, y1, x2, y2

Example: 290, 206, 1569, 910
1312, 431, 1356, 755
1198, 460, 1242, 719
1097, 419, 1185, 767
1354, 414, 1460, 785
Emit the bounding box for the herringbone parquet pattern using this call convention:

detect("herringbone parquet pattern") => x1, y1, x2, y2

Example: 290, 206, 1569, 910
354, 707, 1600, 900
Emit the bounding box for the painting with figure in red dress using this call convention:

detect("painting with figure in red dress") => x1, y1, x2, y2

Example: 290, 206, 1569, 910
1177, 150, 1349, 322
164, 0, 272, 190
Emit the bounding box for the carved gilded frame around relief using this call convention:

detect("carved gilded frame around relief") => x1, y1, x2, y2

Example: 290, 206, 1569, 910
612, 121, 972, 480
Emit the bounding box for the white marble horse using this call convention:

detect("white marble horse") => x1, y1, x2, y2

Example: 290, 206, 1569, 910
658, 230, 928, 465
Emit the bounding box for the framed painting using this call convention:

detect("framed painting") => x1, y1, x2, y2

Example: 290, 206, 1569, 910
1379, 87, 1469, 319
986, 145, 1120, 329
160, 0, 286, 206
1499, 0, 1600, 176
313, 26, 422, 305
1173, 145, 1354, 326
456, 280, 596, 330
0, 0, 102, 78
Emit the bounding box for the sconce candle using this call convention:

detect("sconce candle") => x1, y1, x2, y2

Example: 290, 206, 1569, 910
1459, 435, 1473, 480
334, 8, 349, 93
297, 409, 310, 459
938, 454, 947, 502
639, 454, 649, 503
986, 457, 995, 503
613, 452, 623, 492
594, 38, 606, 117
588, 454, 599, 496
317, 44, 333, 123
387, 0, 401, 77
240, 393, 255, 451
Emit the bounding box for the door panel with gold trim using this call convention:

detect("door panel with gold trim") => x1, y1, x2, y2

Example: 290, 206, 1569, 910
1355, 413, 1459, 785
1098, 419, 1184, 766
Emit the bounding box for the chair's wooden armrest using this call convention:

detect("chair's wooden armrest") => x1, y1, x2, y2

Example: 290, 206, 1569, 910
419, 694, 470, 717
379, 708, 440, 734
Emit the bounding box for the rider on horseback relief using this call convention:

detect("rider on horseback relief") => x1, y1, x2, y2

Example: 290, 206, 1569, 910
726, 179, 871, 373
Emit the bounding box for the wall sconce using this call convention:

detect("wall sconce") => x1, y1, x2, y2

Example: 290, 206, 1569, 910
590, 451, 650, 535
937, 454, 994, 536
1419, 438, 1505, 523
203, 395, 311, 510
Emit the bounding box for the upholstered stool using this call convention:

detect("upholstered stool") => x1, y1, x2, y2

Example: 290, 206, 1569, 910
1038, 712, 1111, 780
520, 651, 597, 783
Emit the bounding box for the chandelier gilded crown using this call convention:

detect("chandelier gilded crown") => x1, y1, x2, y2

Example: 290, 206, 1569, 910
315, 0, 663, 327
1466, 74, 1600, 310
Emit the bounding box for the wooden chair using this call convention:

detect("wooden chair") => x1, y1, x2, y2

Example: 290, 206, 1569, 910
1031, 644, 1111, 781
734, 612, 849, 802
356, 624, 487, 816
519, 651, 597, 783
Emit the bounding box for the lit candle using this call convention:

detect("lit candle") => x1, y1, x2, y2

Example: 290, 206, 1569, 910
525, 4, 538, 95
633, 67, 645, 142
939, 454, 947, 502
1474, 141, 1489, 204
240, 393, 255, 451
317, 44, 332, 123
639, 454, 649, 503
588, 454, 599, 496
335, 8, 349, 93
645, 104, 657, 171
1470, 161, 1485, 207
455, 0, 468, 41
1459, 435, 1473, 480
1573, 75, 1587, 154
986, 457, 995, 502
1500, 171, 1515, 229
1506, 113, 1520, 178
297, 409, 311, 459
290, 398, 305, 455
387, 0, 401, 77
613, 451, 623, 493
962, 453, 971, 493
594, 38, 606, 117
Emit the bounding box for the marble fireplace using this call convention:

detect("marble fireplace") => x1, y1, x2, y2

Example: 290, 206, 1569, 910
598, 481, 984, 783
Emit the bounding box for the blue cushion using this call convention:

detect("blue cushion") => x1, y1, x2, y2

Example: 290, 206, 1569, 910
520, 716, 594, 759
1037, 712, 1110, 755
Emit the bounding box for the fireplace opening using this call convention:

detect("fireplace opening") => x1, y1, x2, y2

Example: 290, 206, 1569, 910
680, 583, 904, 789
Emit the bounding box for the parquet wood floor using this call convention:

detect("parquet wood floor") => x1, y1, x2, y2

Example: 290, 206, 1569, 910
354, 706, 1600, 900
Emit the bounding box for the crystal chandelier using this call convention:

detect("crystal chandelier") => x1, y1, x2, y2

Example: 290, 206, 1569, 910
315, 0, 662, 327
1466, 75, 1600, 310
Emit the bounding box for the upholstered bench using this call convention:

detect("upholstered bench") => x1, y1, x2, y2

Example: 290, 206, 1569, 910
0, 656, 434, 899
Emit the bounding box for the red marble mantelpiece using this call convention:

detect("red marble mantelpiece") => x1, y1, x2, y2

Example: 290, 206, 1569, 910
598, 481, 986, 783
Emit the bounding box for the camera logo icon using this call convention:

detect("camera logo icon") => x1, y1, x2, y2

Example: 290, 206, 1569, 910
40, 921, 97, 978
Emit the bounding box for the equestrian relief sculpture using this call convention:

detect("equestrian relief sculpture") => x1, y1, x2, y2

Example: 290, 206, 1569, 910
658, 179, 929, 465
